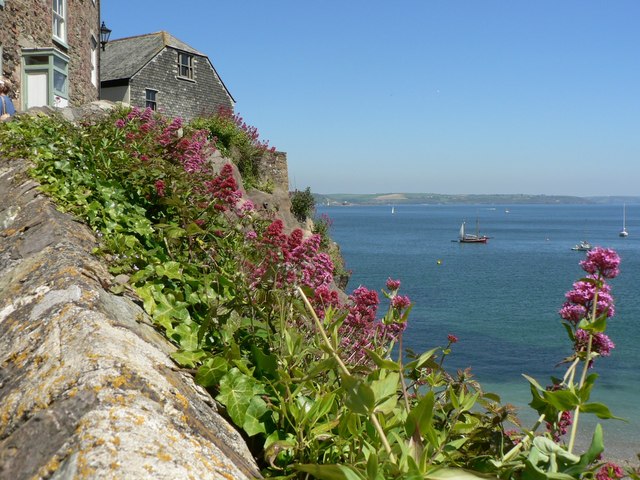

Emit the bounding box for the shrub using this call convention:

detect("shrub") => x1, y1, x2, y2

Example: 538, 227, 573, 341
190, 106, 275, 189
290, 187, 315, 222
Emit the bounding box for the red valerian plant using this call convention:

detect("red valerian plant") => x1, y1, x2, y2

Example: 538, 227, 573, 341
504, 247, 623, 476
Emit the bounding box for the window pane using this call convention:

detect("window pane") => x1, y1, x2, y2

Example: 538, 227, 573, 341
53, 55, 67, 70
25, 55, 49, 65
53, 70, 67, 94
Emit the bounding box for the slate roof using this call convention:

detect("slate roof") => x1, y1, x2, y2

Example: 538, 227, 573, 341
100, 31, 208, 82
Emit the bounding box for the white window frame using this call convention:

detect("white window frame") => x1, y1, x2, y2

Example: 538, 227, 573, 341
145, 89, 158, 110
90, 35, 98, 87
177, 52, 194, 80
52, 0, 67, 44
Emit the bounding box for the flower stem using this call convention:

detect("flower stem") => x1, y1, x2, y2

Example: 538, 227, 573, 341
567, 289, 599, 453
297, 287, 396, 459
502, 413, 545, 463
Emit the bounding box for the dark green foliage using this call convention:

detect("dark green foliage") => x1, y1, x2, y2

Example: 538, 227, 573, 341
290, 187, 316, 222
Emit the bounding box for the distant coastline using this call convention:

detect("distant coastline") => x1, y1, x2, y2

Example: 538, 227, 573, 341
314, 193, 640, 206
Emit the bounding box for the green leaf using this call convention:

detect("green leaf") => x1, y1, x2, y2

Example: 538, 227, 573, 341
303, 392, 336, 426
578, 313, 608, 333
195, 357, 229, 387
364, 348, 401, 371
406, 390, 435, 438
155, 261, 183, 280
405, 347, 440, 371
251, 344, 278, 378
341, 374, 375, 416
577, 373, 598, 402
542, 389, 580, 411
366, 452, 379, 480
154, 291, 191, 327
172, 323, 199, 351
170, 349, 206, 367
370, 371, 399, 414
242, 395, 269, 436
522, 374, 545, 392
581, 402, 625, 420
295, 464, 365, 480
564, 424, 605, 475
216, 368, 263, 429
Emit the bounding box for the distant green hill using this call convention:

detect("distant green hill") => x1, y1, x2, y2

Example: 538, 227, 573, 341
313, 193, 640, 206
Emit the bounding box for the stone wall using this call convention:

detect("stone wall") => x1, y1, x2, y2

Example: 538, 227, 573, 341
256, 150, 289, 194
0, 0, 100, 109
130, 47, 234, 121
0, 133, 260, 477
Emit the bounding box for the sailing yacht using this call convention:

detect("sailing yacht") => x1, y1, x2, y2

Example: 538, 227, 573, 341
458, 219, 489, 243
620, 204, 629, 237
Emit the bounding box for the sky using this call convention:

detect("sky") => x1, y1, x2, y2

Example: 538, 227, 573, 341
101, 1, 640, 196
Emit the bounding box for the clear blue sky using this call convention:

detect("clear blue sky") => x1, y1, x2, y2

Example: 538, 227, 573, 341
102, 1, 639, 196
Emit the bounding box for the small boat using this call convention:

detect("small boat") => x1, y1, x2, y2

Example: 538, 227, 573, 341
391, 206, 395, 215
571, 240, 592, 251
619, 204, 629, 237
458, 219, 489, 243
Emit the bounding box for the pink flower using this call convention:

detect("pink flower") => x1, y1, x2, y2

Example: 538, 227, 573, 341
154, 179, 166, 197
114, 119, 126, 128
391, 295, 411, 310
447, 334, 458, 344
580, 247, 620, 279
596, 463, 624, 480
386, 278, 401, 291
575, 330, 615, 358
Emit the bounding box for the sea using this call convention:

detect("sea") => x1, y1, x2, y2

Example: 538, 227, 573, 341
317, 203, 640, 462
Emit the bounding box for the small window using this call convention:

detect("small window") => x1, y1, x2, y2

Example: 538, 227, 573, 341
145, 89, 157, 110
177, 52, 193, 80
52, 0, 66, 43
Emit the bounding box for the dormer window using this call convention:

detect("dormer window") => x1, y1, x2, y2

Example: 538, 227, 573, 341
52, 0, 67, 44
177, 52, 193, 80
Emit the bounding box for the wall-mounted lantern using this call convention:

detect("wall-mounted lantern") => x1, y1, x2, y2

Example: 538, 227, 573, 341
100, 22, 112, 51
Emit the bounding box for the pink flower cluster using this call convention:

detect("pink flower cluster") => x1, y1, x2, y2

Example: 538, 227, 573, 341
559, 247, 620, 366
154, 179, 166, 197
203, 163, 242, 211
574, 329, 615, 358
216, 106, 276, 153
560, 278, 615, 324
580, 247, 620, 279
386, 277, 401, 291
249, 220, 338, 313
545, 410, 572, 442
596, 463, 624, 480
115, 107, 214, 175
337, 284, 409, 366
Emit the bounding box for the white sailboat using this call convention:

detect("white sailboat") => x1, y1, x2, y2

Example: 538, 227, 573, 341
619, 204, 629, 237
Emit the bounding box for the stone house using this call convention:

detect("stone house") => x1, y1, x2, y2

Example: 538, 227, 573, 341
100, 31, 234, 121
0, 0, 101, 110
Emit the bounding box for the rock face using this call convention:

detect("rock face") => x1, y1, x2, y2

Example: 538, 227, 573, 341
0, 159, 261, 478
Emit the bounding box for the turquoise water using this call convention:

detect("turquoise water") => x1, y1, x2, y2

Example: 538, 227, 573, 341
318, 203, 640, 459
